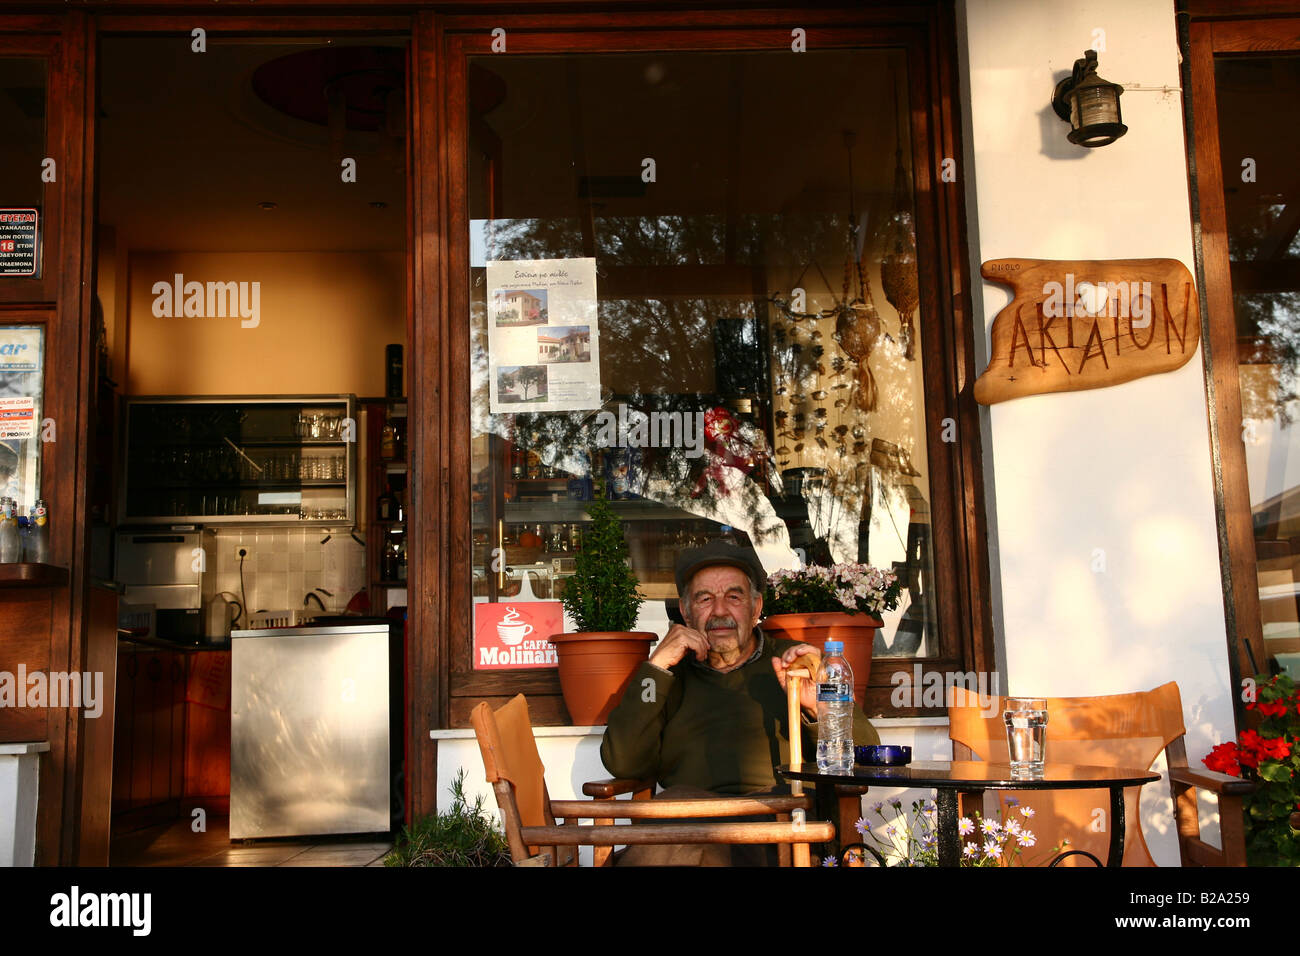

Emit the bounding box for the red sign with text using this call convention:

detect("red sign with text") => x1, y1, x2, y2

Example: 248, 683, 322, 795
473, 601, 564, 670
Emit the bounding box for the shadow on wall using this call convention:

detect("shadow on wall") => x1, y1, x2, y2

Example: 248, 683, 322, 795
1039, 70, 1089, 161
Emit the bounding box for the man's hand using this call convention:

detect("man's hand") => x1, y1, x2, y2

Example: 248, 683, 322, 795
772, 644, 822, 717
649, 623, 711, 670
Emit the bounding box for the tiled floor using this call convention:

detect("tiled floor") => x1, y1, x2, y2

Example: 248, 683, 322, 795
110, 813, 392, 867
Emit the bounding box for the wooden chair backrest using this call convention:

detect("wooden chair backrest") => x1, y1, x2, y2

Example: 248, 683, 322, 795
948, 682, 1186, 867
471, 695, 556, 859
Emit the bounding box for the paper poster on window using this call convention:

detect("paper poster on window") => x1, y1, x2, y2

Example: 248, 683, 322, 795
473, 601, 564, 669
0, 209, 39, 278
0, 326, 43, 510
0, 397, 36, 440
487, 257, 601, 413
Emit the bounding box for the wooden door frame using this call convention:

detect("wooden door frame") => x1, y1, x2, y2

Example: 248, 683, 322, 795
415, 1, 990, 761
1183, 11, 1300, 708
0, 11, 96, 865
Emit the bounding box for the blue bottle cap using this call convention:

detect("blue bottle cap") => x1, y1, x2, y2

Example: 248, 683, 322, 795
823, 640, 843, 654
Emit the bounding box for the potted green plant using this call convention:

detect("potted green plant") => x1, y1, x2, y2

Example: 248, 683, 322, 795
761, 563, 902, 703
384, 769, 512, 867
549, 490, 654, 725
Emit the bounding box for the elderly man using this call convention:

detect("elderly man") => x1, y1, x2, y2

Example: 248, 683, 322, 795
601, 539, 880, 798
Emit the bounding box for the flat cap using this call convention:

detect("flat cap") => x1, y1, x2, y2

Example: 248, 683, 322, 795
674, 539, 767, 598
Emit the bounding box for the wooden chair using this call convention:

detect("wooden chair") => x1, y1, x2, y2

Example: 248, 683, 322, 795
948, 681, 1255, 866
471, 694, 833, 866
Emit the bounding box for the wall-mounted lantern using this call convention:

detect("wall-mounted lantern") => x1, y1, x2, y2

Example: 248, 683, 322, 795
1052, 50, 1128, 148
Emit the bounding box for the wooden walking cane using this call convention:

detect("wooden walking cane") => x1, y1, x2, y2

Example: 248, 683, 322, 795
787, 668, 812, 868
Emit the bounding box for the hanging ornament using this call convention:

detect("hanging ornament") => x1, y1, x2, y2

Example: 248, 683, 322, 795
831, 131, 882, 413
876, 149, 919, 361
874, 78, 920, 361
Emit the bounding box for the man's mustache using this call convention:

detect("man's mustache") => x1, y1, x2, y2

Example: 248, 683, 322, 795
706, 617, 739, 630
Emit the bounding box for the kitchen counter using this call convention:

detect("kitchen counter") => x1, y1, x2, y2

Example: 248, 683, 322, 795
118, 631, 232, 652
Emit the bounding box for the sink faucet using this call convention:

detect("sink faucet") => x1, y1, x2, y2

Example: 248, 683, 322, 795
304, 591, 327, 612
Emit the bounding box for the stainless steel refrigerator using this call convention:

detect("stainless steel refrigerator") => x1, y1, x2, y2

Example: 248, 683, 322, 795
230, 623, 391, 839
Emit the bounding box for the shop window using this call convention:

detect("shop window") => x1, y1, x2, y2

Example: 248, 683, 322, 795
1191, 36, 1300, 681
0, 57, 47, 283
457, 38, 983, 718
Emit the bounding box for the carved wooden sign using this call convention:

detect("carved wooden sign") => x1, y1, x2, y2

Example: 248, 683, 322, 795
973, 258, 1199, 405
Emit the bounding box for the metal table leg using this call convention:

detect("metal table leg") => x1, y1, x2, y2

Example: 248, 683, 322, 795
813, 781, 842, 860
935, 789, 961, 867
1106, 785, 1126, 867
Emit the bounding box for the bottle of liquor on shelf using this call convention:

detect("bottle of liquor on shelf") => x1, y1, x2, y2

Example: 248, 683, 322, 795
385, 344, 404, 399
384, 530, 408, 582
380, 411, 397, 461
392, 414, 406, 461
526, 432, 543, 479
377, 483, 397, 522
510, 438, 527, 480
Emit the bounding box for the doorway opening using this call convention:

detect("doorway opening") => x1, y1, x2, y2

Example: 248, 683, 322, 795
94, 32, 410, 866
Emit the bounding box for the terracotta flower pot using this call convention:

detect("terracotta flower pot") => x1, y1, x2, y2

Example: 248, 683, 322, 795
761, 612, 882, 703
548, 631, 656, 726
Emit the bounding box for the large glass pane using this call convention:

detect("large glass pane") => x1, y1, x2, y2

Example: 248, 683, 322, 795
0, 58, 46, 278
1217, 55, 1300, 676
467, 51, 937, 661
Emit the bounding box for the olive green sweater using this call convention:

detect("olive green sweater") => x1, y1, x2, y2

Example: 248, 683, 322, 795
600, 631, 880, 795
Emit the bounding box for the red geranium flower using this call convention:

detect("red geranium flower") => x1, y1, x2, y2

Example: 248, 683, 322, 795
1237, 729, 1292, 767
1250, 700, 1289, 717
1203, 742, 1242, 777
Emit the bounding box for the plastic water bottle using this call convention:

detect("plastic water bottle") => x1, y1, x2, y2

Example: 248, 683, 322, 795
27, 499, 48, 564
816, 640, 855, 773
0, 498, 19, 563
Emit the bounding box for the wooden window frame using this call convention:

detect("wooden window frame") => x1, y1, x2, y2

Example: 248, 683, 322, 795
1184, 9, 1300, 695
414, 3, 993, 731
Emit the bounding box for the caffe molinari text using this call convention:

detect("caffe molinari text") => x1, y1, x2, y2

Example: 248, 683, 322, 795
974, 258, 1200, 405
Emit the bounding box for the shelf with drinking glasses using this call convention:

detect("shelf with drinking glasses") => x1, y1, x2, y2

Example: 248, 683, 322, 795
120, 395, 357, 525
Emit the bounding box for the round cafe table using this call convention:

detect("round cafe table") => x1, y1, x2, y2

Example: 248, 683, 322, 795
779, 760, 1162, 867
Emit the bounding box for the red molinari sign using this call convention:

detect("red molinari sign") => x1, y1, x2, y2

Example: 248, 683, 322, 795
473, 601, 564, 669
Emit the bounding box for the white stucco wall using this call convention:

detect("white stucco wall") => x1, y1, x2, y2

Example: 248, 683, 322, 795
958, 0, 1236, 864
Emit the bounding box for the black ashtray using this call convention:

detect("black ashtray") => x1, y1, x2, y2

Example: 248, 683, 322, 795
855, 744, 912, 766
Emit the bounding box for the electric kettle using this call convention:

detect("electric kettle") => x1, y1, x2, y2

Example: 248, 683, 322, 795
204, 593, 242, 642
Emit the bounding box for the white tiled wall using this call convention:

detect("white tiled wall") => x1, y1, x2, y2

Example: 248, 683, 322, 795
211, 527, 366, 618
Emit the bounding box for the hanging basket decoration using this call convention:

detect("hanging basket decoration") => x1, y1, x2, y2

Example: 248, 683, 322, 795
875, 132, 920, 362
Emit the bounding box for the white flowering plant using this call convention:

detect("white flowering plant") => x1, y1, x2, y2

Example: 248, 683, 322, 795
764, 563, 902, 617
831, 798, 941, 867
828, 797, 1065, 867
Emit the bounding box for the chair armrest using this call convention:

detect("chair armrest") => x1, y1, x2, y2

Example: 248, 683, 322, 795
1168, 767, 1256, 797
583, 777, 655, 798
552, 794, 815, 819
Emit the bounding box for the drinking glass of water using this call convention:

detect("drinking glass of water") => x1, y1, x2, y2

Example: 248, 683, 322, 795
1003, 697, 1048, 776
